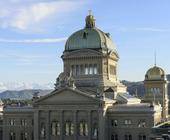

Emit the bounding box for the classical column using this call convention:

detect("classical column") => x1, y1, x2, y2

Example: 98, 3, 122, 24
59, 110, 63, 140
73, 110, 77, 140
2, 117, 7, 140
98, 108, 105, 140
34, 110, 39, 140
88, 110, 91, 140
46, 110, 50, 140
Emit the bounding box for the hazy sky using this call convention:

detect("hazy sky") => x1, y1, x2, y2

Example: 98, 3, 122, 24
0, 0, 170, 84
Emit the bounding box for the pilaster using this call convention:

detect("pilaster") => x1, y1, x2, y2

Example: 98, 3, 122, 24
46, 110, 50, 140
34, 110, 39, 140
88, 110, 91, 140
98, 108, 105, 140
73, 110, 77, 140
59, 110, 63, 140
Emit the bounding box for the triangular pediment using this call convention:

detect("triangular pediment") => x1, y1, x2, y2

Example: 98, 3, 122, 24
35, 87, 99, 105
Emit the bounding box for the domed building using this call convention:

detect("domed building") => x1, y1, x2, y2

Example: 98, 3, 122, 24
145, 66, 166, 81
2, 13, 163, 140
144, 65, 169, 119
56, 12, 126, 94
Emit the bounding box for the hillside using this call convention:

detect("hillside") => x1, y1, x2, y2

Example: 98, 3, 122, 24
0, 89, 53, 100
121, 80, 145, 97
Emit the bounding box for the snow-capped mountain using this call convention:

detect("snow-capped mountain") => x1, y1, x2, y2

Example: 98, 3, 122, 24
0, 82, 54, 93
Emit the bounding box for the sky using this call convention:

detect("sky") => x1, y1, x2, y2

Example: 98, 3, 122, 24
0, 0, 170, 84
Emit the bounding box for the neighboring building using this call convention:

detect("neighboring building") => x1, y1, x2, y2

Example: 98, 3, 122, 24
150, 121, 170, 139
2, 13, 164, 140
3, 106, 33, 140
144, 66, 169, 119
166, 74, 170, 113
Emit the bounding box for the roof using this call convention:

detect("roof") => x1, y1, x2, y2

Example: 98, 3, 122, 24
3, 106, 33, 113
65, 14, 118, 53
107, 103, 161, 113
116, 92, 141, 104
145, 66, 165, 80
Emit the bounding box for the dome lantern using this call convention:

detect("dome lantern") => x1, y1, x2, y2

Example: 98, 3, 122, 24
85, 10, 95, 28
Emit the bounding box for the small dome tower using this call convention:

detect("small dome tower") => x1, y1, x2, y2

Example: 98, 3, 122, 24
144, 65, 169, 119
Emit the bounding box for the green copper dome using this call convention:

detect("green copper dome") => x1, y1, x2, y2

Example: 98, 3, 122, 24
65, 13, 117, 52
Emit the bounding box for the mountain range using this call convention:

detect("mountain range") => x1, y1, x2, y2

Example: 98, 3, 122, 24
0, 82, 54, 93
0, 81, 145, 100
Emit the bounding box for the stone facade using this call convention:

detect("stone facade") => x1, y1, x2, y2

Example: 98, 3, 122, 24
2, 13, 164, 140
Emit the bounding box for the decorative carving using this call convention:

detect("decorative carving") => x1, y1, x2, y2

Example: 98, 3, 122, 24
55, 72, 76, 89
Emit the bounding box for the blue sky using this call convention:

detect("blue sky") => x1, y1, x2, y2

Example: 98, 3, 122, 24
0, 0, 170, 84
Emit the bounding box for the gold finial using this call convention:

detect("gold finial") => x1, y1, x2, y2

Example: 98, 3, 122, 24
85, 10, 95, 28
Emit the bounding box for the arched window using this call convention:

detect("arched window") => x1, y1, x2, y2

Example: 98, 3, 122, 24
9, 119, 15, 126
111, 134, 118, 140
124, 120, 131, 126
21, 132, 28, 140
139, 134, 146, 140
111, 119, 118, 127
40, 122, 46, 138
10, 132, 16, 140
21, 119, 27, 126
125, 134, 132, 140
79, 120, 88, 136
92, 123, 98, 139
138, 120, 146, 128
65, 121, 74, 136
51, 121, 60, 136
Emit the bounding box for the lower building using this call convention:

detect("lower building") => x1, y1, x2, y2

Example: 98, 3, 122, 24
3, 86, 162, 140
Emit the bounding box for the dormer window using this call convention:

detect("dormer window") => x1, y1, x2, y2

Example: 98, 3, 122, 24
83, 32, 88, 39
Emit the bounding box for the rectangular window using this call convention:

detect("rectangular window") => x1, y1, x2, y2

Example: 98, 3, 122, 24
89, 64, 93, 75
21, 132, 28, 140
125, 120, 132, 125
10, 132, 16, 140
110, 65, 116, 75
125, 135, 132, 140
85, 64, 89, 75
93, 64, 98, 74
111, 134, 118, 140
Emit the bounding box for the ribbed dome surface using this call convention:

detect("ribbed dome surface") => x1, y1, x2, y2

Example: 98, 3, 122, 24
65, 28, 116, 52
65, 13, 117, 52
145, 66, 165, 80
